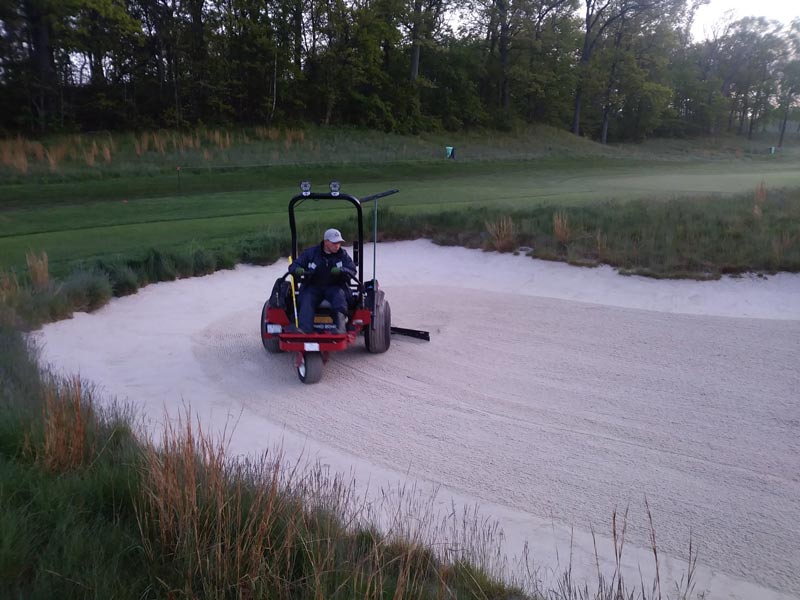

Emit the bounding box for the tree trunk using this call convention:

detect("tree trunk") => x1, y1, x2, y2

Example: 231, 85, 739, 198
293, 0, 303, 71
600, 26, 623, 144
572, 23, 592, 136
572, 84, 584, 135
601, 104, 611, 144
747, 87, 762, 139
498, 0, 510, 110
778, 105, 789, 147
187, 0, 206, 120
24, 0, 56, 131
410, 0, 421, 81
737, 92, 749, 135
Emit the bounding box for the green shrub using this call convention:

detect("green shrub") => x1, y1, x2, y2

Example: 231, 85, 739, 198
214, 247, 237, 270
169, 249, 195, 278
95, 260, 139, 296
13, 286, 72, 326
238, 233, 285, 265
190, 245, 216, 276
61, 270, 113, 313
142, 249, 177, 282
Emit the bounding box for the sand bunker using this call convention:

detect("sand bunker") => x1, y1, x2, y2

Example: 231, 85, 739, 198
34, 241, 800, 599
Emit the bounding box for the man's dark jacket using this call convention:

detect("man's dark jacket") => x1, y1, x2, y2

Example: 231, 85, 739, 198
289, 243, 356, 288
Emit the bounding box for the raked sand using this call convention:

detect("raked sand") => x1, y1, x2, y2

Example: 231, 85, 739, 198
33, 240, 800, 599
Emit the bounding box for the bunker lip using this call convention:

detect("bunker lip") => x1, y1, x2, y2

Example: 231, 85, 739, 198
34, 240, 800, 599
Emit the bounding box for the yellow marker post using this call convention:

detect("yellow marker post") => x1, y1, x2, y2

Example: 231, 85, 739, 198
288, 256, 300, 329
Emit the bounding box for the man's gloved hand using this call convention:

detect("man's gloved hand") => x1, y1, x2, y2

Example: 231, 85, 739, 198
331, 266, 341, 276
294, 266, 305, 276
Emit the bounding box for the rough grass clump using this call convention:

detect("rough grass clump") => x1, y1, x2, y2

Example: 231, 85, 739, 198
38, 376, 95, 472
142, 249, 177, 282
95, 259, 139, 296
237, 233, 287, 265
0, 325, 146, 598
0, 270, 21, 311
485, 216, 517, 252
169, 248, 195, 278
61, 269, 113, 313
25, 251, 49, 292
553, 211, 571, 247
190, 245, 217, 275
12, 286, 72, 326
214, 247, 237, 270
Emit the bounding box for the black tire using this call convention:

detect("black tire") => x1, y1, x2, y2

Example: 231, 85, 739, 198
365, 300, 391, 354
261, 300, 281, 353
297, 352, 323, 384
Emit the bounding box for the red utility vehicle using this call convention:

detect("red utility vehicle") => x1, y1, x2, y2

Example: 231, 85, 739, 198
260, 182, 428, 383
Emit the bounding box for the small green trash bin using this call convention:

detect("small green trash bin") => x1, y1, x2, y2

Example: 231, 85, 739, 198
445, 146, 456, 159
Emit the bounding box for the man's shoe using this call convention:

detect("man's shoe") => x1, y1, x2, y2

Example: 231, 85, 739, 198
335, 313, 347, 334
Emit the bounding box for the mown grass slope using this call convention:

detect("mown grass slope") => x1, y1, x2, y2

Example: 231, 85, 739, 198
2, 125, 799, 279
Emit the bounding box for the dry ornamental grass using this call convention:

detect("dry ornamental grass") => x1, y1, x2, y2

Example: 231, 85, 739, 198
25, 251, 49, 291
486, 216, 517, 252
554, 211, 571, 246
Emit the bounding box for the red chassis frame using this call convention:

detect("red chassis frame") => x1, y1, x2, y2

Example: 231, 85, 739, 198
263, 305, 373, 362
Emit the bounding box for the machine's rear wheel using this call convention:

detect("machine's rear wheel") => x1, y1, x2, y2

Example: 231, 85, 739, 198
297, 352, 323, 384
261, 301, 281, 353
365, 300, 391, 354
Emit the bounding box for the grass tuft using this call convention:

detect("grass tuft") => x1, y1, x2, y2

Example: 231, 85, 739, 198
40, 377, 94, 472
553, 211, 571, 246
61, 269, 113, 312
485, 217, 517, 252
25, 251, 50, 292
142, 249, 177, 282
95, 259, 139, 296
0, 270, 20, 305
190, 244, 217, 275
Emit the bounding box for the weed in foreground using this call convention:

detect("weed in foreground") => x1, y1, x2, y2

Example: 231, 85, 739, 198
39, 376, 95, 472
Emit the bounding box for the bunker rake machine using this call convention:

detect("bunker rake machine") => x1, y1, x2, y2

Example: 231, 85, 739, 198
261, 181, 429, 384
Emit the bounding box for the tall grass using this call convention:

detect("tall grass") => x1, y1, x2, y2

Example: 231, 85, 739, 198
553, 211, 571, 247
0, 232, 286, 327
0, 124, 616, 184
39, 376, 94, 471
485, 216, 517, 252
375, 186, 800, 278
25, 251, 49, 291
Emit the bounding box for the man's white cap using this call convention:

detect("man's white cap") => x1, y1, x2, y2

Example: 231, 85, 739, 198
324, 228, 345, 243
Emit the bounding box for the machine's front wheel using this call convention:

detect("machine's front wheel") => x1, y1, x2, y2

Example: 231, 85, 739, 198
297, 352, 323, 384
365, 300, 391, 354
261, 301, 281, 353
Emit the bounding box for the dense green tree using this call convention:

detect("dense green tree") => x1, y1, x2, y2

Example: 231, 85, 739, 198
0, 0, 797, 140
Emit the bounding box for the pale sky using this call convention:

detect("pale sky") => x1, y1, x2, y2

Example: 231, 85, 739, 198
691, 0, 799, 40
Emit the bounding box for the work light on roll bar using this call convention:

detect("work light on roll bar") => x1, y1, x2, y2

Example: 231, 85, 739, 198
300, 180, 311, 196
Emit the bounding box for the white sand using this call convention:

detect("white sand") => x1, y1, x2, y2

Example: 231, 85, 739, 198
33, 240, 800, 599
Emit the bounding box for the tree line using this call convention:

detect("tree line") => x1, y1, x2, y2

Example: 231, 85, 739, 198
1, 0, 799, 144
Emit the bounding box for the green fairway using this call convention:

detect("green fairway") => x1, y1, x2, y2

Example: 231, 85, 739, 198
2, 155, 799, 274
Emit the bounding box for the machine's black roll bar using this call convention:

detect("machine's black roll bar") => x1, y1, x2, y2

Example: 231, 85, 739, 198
287, 186, 428, 342
288, 189, 398, 290
360, 189, 400, 204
